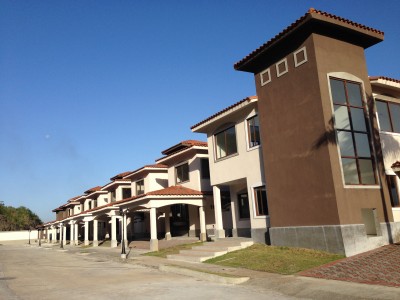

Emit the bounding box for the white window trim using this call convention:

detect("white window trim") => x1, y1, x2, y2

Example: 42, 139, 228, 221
293, 46, 308, 67
374, 95, 400, 134
260, 68, 271, 86
327, 72, 380, 188
276, 58, 288, 77
250, 182, 269, 219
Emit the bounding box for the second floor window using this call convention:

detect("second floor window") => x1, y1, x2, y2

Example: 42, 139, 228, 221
111, 190, 116, 202
122, 188, 131, 199
176, 163, 189, 183
376, 100, 400, 133
215, 126, 237, 159
200, 158, 210, 179
136, 180, 144, 195
330, 77, 377, 185
247, 115, 260, 147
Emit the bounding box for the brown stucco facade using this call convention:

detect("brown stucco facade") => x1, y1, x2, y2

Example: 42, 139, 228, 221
236, 9, 400, 255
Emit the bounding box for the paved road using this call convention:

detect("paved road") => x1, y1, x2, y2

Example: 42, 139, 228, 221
0, 244, 291, 300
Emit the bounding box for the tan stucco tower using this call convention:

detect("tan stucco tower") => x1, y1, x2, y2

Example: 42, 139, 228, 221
235, 9, 400, 256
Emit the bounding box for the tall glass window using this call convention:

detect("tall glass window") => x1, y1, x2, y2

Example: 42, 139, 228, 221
238, 193, 250, 219
136, 180, 144, 195
215, 126, 237, 159
254, 186, 268, 216
175, 163, 189, 183
247, 115, 260, 147
376, 100, 400, 133
330, 78, 377, 185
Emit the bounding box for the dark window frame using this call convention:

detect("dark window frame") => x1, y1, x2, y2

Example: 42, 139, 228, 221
136, 179, 145, 195
254, 186, 269, 216
200, 158, 210, 179
175, 162, 190, 184
122, 187, 132, 199
330, 77, 378, 185
247, 114, 261, 148
387, 175, 400, 207
376, 99, 400, 133
214, 125, 238, 160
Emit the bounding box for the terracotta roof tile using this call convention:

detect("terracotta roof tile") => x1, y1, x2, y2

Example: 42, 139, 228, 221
123, 164, 168, 178
146, 185, 205, 196
161, 140, 208, 155
370, 76, 400, 84
234, 8, 384, 71
191, 96, 257, 130
110, 171, 132, 181
84, 186, 102, 194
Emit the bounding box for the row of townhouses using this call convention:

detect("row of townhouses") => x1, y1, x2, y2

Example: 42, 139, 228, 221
41, 8, 400, 256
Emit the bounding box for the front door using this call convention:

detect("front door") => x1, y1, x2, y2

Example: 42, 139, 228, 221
170, 204, 189, 236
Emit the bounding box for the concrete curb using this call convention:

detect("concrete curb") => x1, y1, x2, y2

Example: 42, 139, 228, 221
159, 264, 249, 285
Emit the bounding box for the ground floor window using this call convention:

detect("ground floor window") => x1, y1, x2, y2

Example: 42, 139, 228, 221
254, 186, 268, 216
387, 175, 400, 207
238, 193, 250, 219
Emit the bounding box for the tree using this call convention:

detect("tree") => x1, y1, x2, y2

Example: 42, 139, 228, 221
0, 203, 42, 231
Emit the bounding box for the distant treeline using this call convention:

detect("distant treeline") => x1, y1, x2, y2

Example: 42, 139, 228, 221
0, 202, 42, 231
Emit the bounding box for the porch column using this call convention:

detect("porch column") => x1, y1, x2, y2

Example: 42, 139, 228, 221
74, 223, 79, 246
213, 185, 225, 238
93, 219, 98, 247
150, 207, 158, 251
46, 228, 50, 243
84, 221, 89, 246
126, 217, 132, 241
123, 214, 128, 246
70, 223, 74, 245
63, 224, 67, 245
231, 194, 238, 237
164, 207, 171, 240
199, 206, 207, 242
52, 227, 56, 243
111, 216, 117, 248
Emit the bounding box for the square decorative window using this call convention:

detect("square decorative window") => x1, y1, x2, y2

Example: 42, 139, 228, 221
238, 193, 250, 219
215, 125, 237, 159
200, 158, 210, 179
276, 58, 288, 77
122, 188, 131, 199
176, 162, 189, 183
247, 115, 260, 148
376, 100, 400, 133
260, 68, 271, 86
294, 47, 307, 67
330, 77, 377, 185
136, 179, 144, 195
254, 186, 268, 216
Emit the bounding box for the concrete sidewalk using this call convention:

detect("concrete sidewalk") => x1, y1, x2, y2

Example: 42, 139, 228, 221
33, 241, 400, 300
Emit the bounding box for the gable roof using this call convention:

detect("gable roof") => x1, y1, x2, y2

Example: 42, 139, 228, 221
235, 8, 384, 73
191, 96, 257, 132
161, 140, 208, 155
123, 164, 168, 179
110, 171, 132, 181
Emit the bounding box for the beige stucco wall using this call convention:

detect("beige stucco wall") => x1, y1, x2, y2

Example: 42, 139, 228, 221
147, 172, 168, 193
167, 154, 212, 192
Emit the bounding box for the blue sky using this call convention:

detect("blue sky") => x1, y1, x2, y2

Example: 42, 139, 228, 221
1, 0, 399, 222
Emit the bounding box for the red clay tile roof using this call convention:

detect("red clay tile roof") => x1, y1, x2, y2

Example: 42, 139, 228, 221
146, 185, 205, 196
191, 96, 257, 130
123, 164, 168, 178
234, 8, 384, 71
370, 76, 400, 84
161, 140, 208, 155
110, 171, 132, 181
84, 186, 102, 194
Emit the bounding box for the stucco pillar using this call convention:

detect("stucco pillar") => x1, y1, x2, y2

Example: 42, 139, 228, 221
93, 219, 98, 247
84, 221, 89, 246
231, 193, 238, 238
70, 223, 74, 245
199, 206, 207, 242
63, 224, 67, 245
111, 216, 117, 248
164, 207, 171, 240
213, 185, 225, 238
150, 207, 158, 251
74, 223, 79, 246
123, 214, 128, 246
126, 217, 132, 241
52, 227, 56, 243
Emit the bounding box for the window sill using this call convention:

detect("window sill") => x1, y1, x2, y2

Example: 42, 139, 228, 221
176, 180, 190, 185
379, 131, 400, 137
247, 144, 261, 152
392, 207, 400, 210
343, 185, 381, 189
215, 152, 239, 162
253, 215, 269, 219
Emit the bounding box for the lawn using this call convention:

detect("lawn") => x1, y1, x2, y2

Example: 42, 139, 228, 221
205, 244, 344, 275
144, 242, 203, 258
